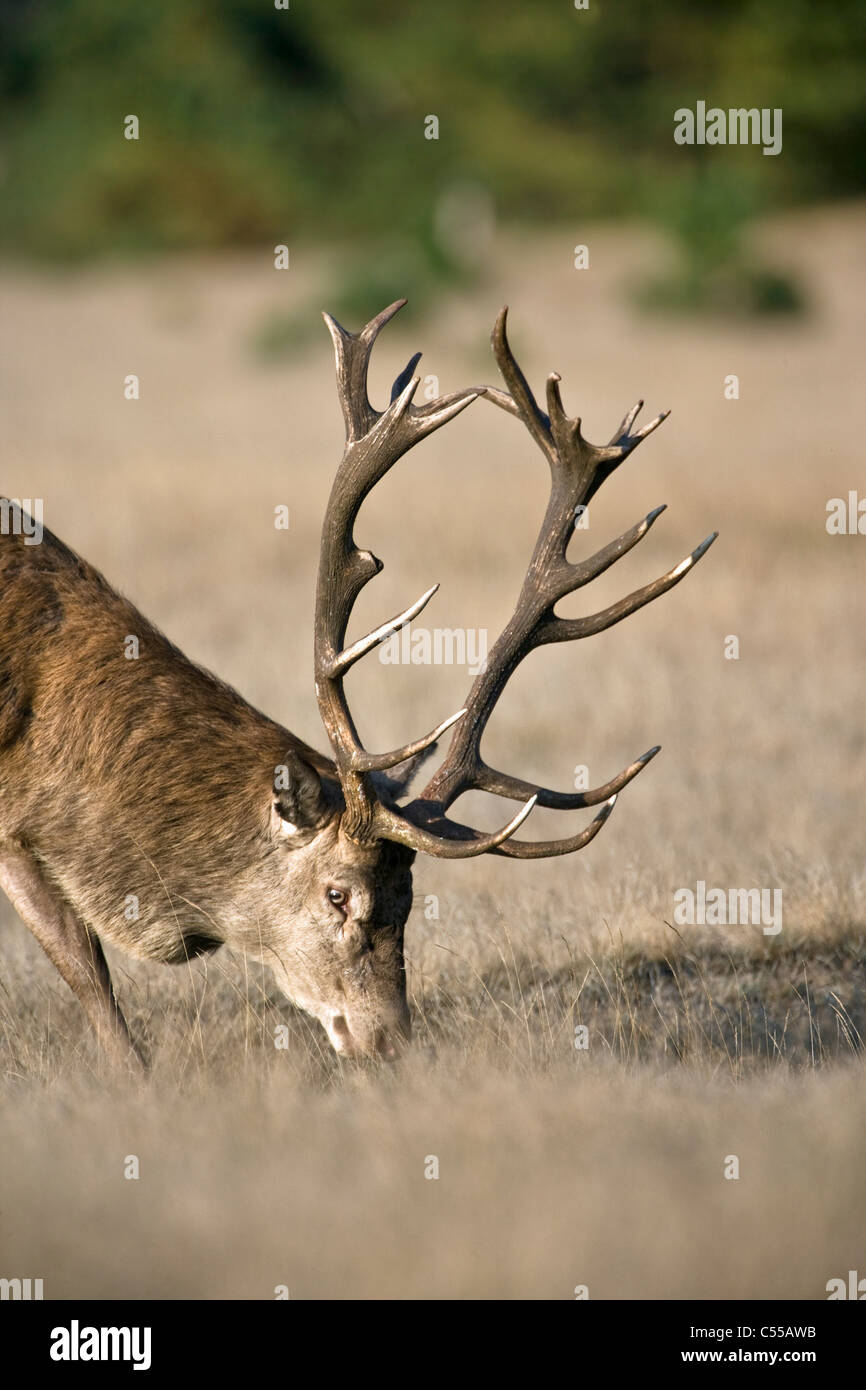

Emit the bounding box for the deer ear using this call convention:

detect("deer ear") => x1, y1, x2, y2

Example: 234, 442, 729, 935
272, 755, 329, 838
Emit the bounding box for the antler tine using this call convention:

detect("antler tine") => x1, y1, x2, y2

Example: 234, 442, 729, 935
322, 298, 407, 442
373, 794, 538, 859
354, 708, 467, 774
490, 306, 557, 465
400, 307, 715, 857
544, 530, 718, 644
489, 794, 617, 859
326, 583, 440, 679
390, 351, 422, 402
475, 745, 661, 809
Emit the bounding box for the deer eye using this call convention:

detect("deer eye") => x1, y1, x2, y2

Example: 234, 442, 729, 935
327, 888, 347, 909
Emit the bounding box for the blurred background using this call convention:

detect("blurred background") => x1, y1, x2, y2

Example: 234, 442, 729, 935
1, 0, 864, 324
1, 0, 865, 1300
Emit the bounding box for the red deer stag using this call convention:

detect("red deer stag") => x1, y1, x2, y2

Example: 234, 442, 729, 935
0, 301, 715, 1065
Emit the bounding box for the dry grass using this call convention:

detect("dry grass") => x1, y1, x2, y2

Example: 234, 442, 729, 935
1, 203, 864, 1298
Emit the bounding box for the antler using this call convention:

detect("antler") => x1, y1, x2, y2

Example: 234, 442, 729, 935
316, 300, 716, 860
410, 306, 718, 857
315, 300, 537, 856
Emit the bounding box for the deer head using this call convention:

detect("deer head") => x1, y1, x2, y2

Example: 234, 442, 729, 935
270, 300, 716, 1061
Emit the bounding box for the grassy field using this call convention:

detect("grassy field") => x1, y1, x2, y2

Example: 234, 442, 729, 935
1, 203, 864, 1299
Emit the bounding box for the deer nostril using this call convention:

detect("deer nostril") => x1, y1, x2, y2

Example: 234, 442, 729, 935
374, 1025, 410, 1061
376, 1031, 398, 1061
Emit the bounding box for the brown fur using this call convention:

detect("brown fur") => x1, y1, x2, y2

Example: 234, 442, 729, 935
0, 515, 413, 1063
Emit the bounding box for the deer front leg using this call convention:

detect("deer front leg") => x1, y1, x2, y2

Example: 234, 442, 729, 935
0, 840, 144, 1069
